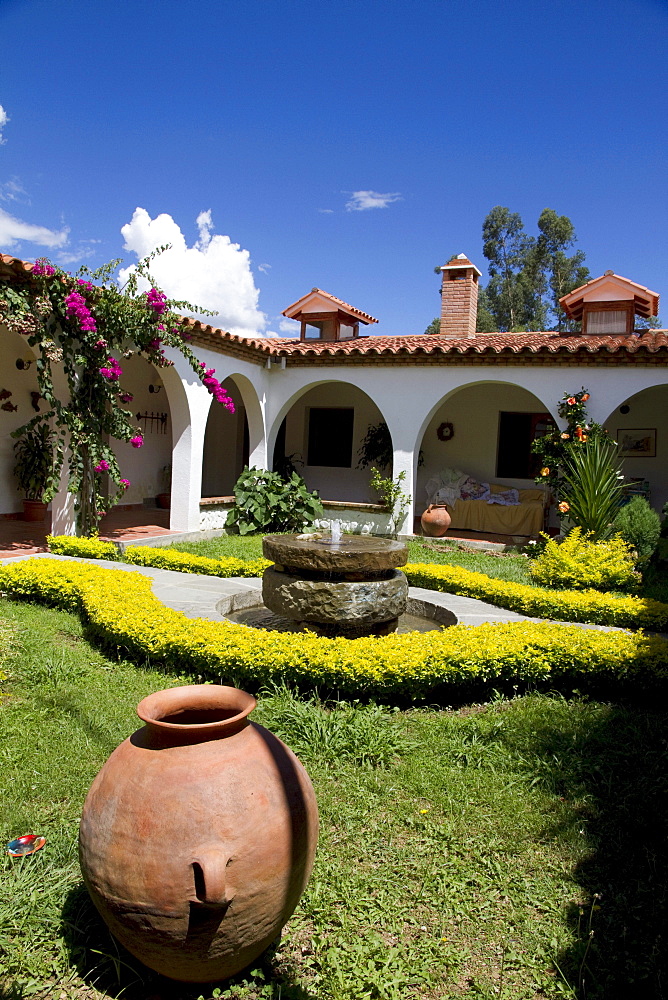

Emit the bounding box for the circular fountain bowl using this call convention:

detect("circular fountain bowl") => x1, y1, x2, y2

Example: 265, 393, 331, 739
262, 565, 409, 628
262, 533, 407, 576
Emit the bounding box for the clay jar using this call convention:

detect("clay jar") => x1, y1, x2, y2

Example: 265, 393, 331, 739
78, 685, 319, 983
420, 504, 452, 537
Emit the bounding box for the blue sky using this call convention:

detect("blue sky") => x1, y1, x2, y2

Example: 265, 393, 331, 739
1, 0, 666, 337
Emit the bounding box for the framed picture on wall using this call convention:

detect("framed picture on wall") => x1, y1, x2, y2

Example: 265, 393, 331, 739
616, 428, 656, 458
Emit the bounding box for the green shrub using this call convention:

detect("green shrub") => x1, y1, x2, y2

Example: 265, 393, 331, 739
612, 497, 661, 568
529, 527, 638, 592
225, 467, 322, 535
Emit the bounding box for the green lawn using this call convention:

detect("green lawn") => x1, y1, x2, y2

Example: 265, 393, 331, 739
1, 597, 667, 999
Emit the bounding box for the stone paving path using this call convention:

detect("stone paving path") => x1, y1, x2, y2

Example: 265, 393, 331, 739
0, 552, 626, 633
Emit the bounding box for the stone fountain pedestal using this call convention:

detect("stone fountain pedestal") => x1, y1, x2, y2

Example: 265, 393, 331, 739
262, 533, 409, 638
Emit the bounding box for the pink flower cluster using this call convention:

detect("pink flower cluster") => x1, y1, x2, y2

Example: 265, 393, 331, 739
94, 459, 110, 473
120, 479, 131, 490
130, 435, 143, 448
65, 290, 97, 334
146, 288, 167, 316
99, 356, 123, 381
120, 392, 134, 404
33, 260, 56, 277
199, 363, 235, 412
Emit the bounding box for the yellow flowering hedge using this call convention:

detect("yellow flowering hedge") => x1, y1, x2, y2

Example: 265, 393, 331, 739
47, 534, 120, 560
46, 534, 668, 630
1, 558, 667, 699
404, 563, 668, 632
46, 535, 270, 579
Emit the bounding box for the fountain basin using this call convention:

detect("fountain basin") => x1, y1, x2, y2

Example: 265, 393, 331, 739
262, 533, 409, 638
263, 565, 408, 632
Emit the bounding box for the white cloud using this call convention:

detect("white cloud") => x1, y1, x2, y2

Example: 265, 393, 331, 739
319, 208, 334, 214
279, 317, 300, 336
0, 178, 28, 204
118, 208, 267, 338
345, 190, 402, 212
257, 262, 271, 274
0, 207, 69, 249
0, 105, 8, 144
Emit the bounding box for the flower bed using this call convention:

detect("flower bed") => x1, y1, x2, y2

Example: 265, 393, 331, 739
1, 558, 667, 700
45, 535, 668, 631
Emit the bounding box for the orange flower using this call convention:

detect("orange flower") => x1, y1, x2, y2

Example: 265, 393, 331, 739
581, 434, 588, 442
560, 432, 570, 440
575, 426, 584, 439
558, 501, 570, 513
581, 393, 590, 401
567, 396, 576, 405
540, 467, 550, 476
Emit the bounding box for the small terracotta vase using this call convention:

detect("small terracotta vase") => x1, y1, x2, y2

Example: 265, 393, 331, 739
79, 685, 319, 983
420, 504, 451, 537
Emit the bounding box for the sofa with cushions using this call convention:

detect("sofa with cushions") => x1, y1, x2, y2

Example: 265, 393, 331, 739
424, 469, 548, 538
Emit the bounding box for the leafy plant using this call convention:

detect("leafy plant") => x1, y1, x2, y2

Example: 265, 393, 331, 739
611, 497, 661, 568
529, 527, 639, 592
560, 436, 624, 539
12, 422, 58, 500
225, 466, 322, 535
370, 467, 411, 537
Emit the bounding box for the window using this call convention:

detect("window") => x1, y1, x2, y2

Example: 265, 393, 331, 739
304, 321, 324, 339
584, 307, 631, 335
339, 322, 357, 339
496, 411, 555, 479
307, 408, 354, 467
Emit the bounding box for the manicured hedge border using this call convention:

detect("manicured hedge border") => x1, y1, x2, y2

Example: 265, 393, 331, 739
45, 536, 668, 632
1, 558, 667, 700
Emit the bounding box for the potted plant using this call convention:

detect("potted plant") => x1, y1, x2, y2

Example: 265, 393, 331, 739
156, 463, 171, 509
12, 423, 57, 522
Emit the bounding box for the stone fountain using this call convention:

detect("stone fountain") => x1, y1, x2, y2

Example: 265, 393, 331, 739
262, 529, 409, 638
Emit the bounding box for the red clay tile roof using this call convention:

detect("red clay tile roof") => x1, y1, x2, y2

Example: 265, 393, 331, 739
3, 252, 666, 363
259, 330, 668, 358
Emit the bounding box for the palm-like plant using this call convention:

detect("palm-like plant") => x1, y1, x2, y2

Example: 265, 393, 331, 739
561, 436, 624, 540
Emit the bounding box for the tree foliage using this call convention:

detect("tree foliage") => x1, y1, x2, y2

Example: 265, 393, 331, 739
429, 207, 589, 335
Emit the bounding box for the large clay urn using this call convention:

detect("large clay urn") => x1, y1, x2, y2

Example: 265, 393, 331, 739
420, 504, 452, 537
78, 685, 319, 983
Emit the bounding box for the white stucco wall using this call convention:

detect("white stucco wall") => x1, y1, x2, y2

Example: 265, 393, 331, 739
604, 382, 668, 512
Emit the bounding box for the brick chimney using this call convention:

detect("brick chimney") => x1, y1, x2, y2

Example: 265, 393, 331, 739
439, 254, 481, 338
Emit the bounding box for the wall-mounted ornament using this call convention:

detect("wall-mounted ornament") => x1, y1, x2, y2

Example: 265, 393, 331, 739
0, 388, 13, 400
16, 357, 34, 370
1, 401, 18, 412
437, 421, 454, 442
136, 411, 168, 434
31, 391, 42, 412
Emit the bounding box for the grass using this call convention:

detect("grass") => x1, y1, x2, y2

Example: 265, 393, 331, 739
1, 597, 667, 998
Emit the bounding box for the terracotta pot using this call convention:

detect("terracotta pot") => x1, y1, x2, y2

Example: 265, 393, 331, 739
156, 492, 171, 509
79, 685, 319, 983
22, 499, 47, 522
420, 504, 452, 537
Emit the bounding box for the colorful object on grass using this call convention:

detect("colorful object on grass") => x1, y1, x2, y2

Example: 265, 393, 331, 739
7, 833, 46, 857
